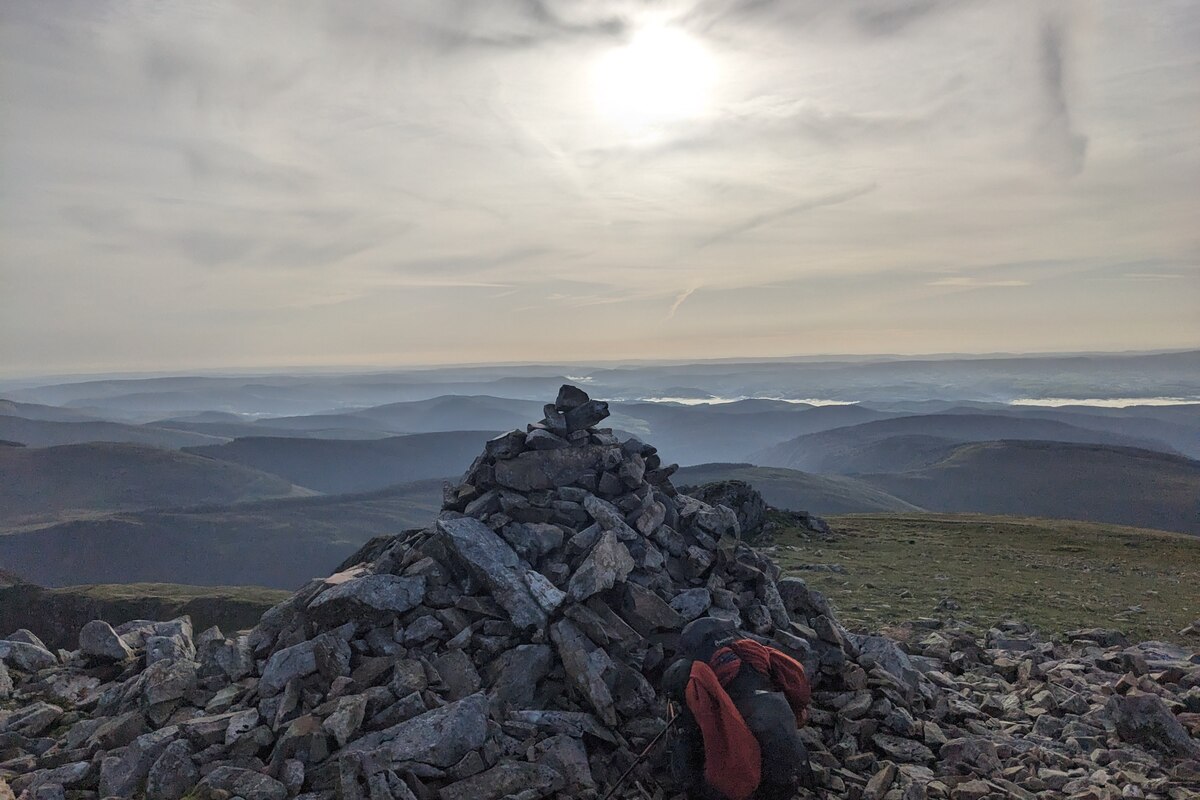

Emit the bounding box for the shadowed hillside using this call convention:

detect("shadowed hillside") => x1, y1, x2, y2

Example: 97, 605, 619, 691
859, 441, 1200, 535
0, 442, 310, 527
184, 430, 499, 493
0, 479, 442, 588
752, 413, 1177, 474
674, 462, 922, 514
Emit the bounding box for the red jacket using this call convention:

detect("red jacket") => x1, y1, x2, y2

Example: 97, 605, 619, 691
683, 639, 811, 800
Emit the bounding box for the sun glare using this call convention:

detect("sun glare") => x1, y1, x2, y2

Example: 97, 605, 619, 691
592, 27, 715, 134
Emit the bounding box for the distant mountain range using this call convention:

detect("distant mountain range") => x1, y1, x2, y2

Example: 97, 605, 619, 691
0, 441, 310, 528
1, 354, 1198, 588
183, 430, 498, 494
752, 413, 1183, 474
0, 480, 442, 588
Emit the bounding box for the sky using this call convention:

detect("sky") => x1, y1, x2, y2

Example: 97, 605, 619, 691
1, 0, 1198, 375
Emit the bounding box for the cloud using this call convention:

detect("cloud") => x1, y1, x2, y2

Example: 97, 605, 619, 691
1035, 16, 1089, 176
691, 184, 878, 251
667, 286, 699, 319
2, 0, 1198, 373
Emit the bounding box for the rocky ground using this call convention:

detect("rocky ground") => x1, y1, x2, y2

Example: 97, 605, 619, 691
1, 386, 1198, 800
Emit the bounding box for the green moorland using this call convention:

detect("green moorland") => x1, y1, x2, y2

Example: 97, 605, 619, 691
768, 513, 1200, 644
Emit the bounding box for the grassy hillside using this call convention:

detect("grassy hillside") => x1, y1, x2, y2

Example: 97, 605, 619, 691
770, 513, 1200, 642
0, 442, 311, 528
860, 441, 1200, 535
185, 430, 499, 493
752, 413, 1178, 474
674, 463, 921, 514
943, 405, 1200, 460
0, 480, 442, 588
0, 414, 228, 449
0, 582, 290, 650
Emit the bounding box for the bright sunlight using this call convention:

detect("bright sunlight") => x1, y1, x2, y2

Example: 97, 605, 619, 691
592, 27, 716, 134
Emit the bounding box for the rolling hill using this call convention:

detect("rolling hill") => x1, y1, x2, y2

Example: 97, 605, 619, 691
858, 441, 1200, 535
751, 413, 1178, 474
0, 441, 310, 528
0, 480, 443, 588
674, 463, 921, 514
183, 430, 499, 493
0, 414, 228, 449
605, 401, 898, 465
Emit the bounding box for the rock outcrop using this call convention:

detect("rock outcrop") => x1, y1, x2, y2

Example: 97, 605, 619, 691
1, 386, 1197, 800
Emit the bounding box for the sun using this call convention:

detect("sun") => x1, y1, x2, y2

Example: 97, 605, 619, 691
592, 27, 715, 133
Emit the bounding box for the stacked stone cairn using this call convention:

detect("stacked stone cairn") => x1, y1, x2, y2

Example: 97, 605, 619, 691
2, 385, 1198, 800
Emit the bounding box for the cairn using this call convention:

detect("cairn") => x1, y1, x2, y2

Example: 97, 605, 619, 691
1, 385, 1198, 800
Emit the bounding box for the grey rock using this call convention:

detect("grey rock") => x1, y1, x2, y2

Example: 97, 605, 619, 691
536, 734, 595, 791
499, 522, 564, 563
873, 733, 934, 763
486, 644, 553, 709
436, 517, 548, 631
684, 480, 767, 538
554, 384, 591, 411
526, 428, 569, 450
142, 658, 197, 707
1107, 692, 1200, 757
670, 588, 712, 621
433, 650, 482, 701
404, 615, 446, 644
199, 766, 287, 800
564, 400, 610, 433
567, 531, 635, 601
581, 494, 637, 536
0, 639, 58, 672
87, 710, 147, 750
938, 737, 1001, 775
308, 573, 427, 618
323, 694, 369, 748
494, 445, 617, 492
80, 619, 135, 662
0, 701, 62, 737
260, 639, 319, 697
525, 569, 567, 613
485, 430, 527, 459
550, 619, 617, 726
438, 762, 564, 800
620, 582, 684, 635
4, 629, 47, 649
145, 634, 194, 666
145, 740, 197, 800
344, 692, 489, 768
99, 726, 180, 797
854, 634, 921, 694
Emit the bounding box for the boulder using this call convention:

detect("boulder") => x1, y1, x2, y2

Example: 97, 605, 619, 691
436, 517, 548, 631
1107, 692, 1200, 758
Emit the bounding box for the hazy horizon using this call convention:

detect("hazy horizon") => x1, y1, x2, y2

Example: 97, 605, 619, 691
3, 1, 1198, 374
2, 345, 1199, 385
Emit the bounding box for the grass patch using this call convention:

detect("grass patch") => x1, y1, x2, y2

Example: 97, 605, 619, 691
769, 513, 1200, 643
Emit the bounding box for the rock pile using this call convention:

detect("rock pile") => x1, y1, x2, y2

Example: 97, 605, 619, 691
1, 385, 1198, 800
